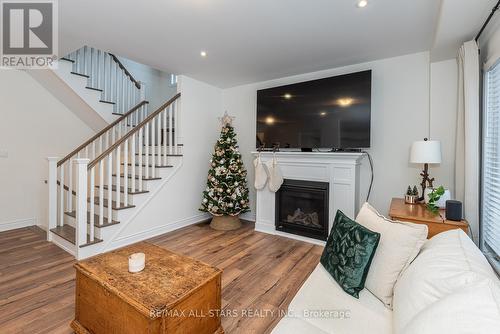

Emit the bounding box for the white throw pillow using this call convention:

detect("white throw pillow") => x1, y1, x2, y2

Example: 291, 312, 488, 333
401, 278, 500, 334
392, 229, 498, 333
355, 202, 428, 308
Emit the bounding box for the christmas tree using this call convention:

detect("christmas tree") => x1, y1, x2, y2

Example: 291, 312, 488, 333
200, 113, 250, 217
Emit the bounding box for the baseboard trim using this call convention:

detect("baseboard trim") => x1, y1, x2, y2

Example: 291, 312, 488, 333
240, 212, 256, 222
0, 218, 36, 232
255, 222, 326, 246
105, 213, 211, 252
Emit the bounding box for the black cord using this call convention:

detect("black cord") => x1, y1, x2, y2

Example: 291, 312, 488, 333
361, 150, 374, 202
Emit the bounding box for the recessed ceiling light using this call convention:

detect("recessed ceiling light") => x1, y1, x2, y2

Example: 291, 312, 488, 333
357, 0, 368, 8
283, 93, 292, 99
200, 51, 207, 57
320, 111, 327, 116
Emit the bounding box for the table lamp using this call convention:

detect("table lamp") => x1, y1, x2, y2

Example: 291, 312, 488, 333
410, 138, 442, 202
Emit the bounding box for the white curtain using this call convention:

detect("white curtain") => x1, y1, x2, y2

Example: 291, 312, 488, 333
455, 40, 480, 243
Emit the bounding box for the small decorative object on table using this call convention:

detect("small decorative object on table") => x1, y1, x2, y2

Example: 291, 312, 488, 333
200, 112, 250, 231
424, 185, 451, 210
426, 186, 445, 214
404, 185, 419, 204
128, 252, 145, 273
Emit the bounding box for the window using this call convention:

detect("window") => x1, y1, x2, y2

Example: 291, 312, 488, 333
482, 60, 500, 272
170, 74, 178, 85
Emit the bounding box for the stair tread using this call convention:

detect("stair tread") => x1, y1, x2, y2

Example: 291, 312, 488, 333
136, 153, 183, 157
86, 86, 103, 92
50, 225, 102, 247
95, 184, 149, 195
65, 211, 120, 227
88, 197, 135, 210
70, 71, 89, 78
120, 162, 173, 168
99, 100, 115, 105
112, 173, 161, 181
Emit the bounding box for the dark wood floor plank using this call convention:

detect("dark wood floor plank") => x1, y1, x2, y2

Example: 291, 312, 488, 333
0, 222, 322, 334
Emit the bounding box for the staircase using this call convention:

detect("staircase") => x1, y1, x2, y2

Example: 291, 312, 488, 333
46, 48, 183, 259
61, 46, 144, 116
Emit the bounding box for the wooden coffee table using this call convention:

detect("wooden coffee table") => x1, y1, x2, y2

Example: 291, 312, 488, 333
71, 242, 223, 334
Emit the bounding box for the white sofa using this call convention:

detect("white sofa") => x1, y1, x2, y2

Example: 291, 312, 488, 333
272, 229, 500, 334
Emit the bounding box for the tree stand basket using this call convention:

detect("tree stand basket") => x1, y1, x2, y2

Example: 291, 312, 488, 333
210, 215, 242, 231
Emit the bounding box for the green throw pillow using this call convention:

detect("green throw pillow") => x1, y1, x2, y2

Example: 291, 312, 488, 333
320, 210, 380, 298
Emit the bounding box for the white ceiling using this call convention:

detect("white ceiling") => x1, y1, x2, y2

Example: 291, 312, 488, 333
59, 0, 494, 88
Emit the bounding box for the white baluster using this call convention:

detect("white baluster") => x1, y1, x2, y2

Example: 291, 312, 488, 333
115, 145, 121, 208
157, 115, 161, 167
102, 53, 107, 99
138, 128, 143, 191
145, 123, 149, 179
82, 46, 87, 75
99, 160, 104, 226
163, 109, 167, 165
174, 100, 179, 154
107, 154, 113, 224
122, 68, 125, 114
68, 159, 73, 211
76, 48, 81, 73
59, 163, 64, 226
151, 118, 156, 177
107, 55, 112, 101
74, 158, 89, 249
89, 168, 95, 242
140, 82, 146, 101
47, 157, 59, 241
168, 105, 173, 155
111, 60, 116, 105
131, 133, 136, 193
123, 139, 129, 207
91, 47, 96, 87
97, 49, 102, 89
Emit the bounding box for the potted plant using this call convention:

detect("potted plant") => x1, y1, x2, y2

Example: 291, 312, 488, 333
405, 185, 419, 204
424, 185, 451, 211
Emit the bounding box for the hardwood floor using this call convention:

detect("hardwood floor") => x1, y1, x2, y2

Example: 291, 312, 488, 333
0, 221, 323, 334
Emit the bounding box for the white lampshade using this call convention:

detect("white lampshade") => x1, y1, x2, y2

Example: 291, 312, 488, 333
409, 140, 442, 164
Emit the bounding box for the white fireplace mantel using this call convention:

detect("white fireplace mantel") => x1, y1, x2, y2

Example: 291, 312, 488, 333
252, 151, 364, 245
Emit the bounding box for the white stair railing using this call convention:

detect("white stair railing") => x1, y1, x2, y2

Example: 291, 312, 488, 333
47, 101, 148, 239
65, 46, 143, 115
47, 94, 180, 250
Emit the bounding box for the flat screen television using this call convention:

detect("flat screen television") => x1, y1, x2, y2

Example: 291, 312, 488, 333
256, 70, 371, 150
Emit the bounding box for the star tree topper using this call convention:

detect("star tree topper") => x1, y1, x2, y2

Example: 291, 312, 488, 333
219, 111, 235, 127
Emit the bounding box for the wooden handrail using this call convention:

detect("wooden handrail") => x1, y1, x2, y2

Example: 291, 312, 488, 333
88, 93, 181, 170
108, 53, 141, 89
57, 100, 149, 167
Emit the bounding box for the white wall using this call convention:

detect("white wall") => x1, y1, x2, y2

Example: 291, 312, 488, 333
223, 52, 450, 215
0, 70, 95, 231
115, 75, 224, 237
430, 59, 458, 196
117, 57, 177, 111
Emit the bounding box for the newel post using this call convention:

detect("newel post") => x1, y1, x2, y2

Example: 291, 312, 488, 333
74, 159, 89, 250
47, 157, 59, 241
